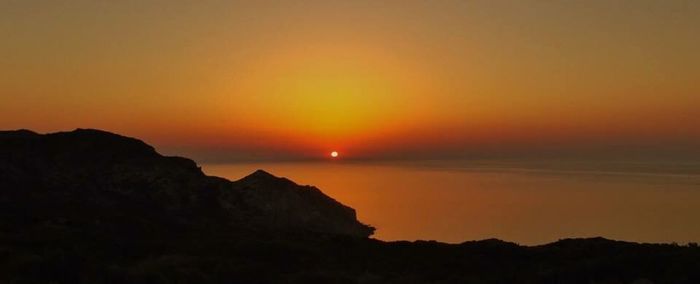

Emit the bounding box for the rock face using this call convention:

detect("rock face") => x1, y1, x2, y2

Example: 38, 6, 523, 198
0, 128, 374, 238
234, 170, 373, 237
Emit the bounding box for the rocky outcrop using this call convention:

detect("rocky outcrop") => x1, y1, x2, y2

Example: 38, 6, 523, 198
234, 169, 374, 237
0, 128, 374, 238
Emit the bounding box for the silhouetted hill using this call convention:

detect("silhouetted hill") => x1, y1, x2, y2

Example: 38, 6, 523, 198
0, 128, 373, 238
1, 129, 699, 284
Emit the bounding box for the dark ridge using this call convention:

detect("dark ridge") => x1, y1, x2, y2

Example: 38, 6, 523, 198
0, 129, 38, 137
239, 169, 296, 184
45, 128, 159, 158
248, 169, 277, 179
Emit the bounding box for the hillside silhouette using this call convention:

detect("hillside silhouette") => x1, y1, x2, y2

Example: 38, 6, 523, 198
1, 129, 699, 283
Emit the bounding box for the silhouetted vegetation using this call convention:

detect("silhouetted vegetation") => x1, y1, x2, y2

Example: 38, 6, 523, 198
1, 129, 699, 283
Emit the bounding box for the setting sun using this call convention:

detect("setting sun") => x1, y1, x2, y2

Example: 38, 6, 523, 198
3, 1, 700, 281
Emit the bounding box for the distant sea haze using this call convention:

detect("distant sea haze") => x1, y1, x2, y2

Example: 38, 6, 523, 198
204, 160, 700, 245
385, 159, 700, 179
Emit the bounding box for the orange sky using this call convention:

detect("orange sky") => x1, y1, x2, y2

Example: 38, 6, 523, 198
1, 1, 699, 161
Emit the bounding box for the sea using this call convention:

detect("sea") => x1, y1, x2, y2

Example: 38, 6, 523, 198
202, 160, 700, 245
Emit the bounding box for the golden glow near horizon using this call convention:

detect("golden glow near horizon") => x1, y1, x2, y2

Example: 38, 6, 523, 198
1, 1, 699, 160
331, 151, 339, 158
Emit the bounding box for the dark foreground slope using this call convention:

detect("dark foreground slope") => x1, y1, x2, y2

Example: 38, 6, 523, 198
1, 129, 699, 284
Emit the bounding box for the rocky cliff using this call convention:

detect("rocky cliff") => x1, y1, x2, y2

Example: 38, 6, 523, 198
0, 129, 374, 238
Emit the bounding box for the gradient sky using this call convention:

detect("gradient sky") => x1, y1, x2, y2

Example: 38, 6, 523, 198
2, 0, 699, 161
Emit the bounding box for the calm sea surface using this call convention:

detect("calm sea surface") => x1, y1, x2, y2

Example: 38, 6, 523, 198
202, 161, 700, 245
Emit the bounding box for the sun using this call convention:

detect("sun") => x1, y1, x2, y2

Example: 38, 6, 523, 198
330, 151, 339, 158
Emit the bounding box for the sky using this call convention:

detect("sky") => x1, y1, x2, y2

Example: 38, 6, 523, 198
1, 0, 699, 162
